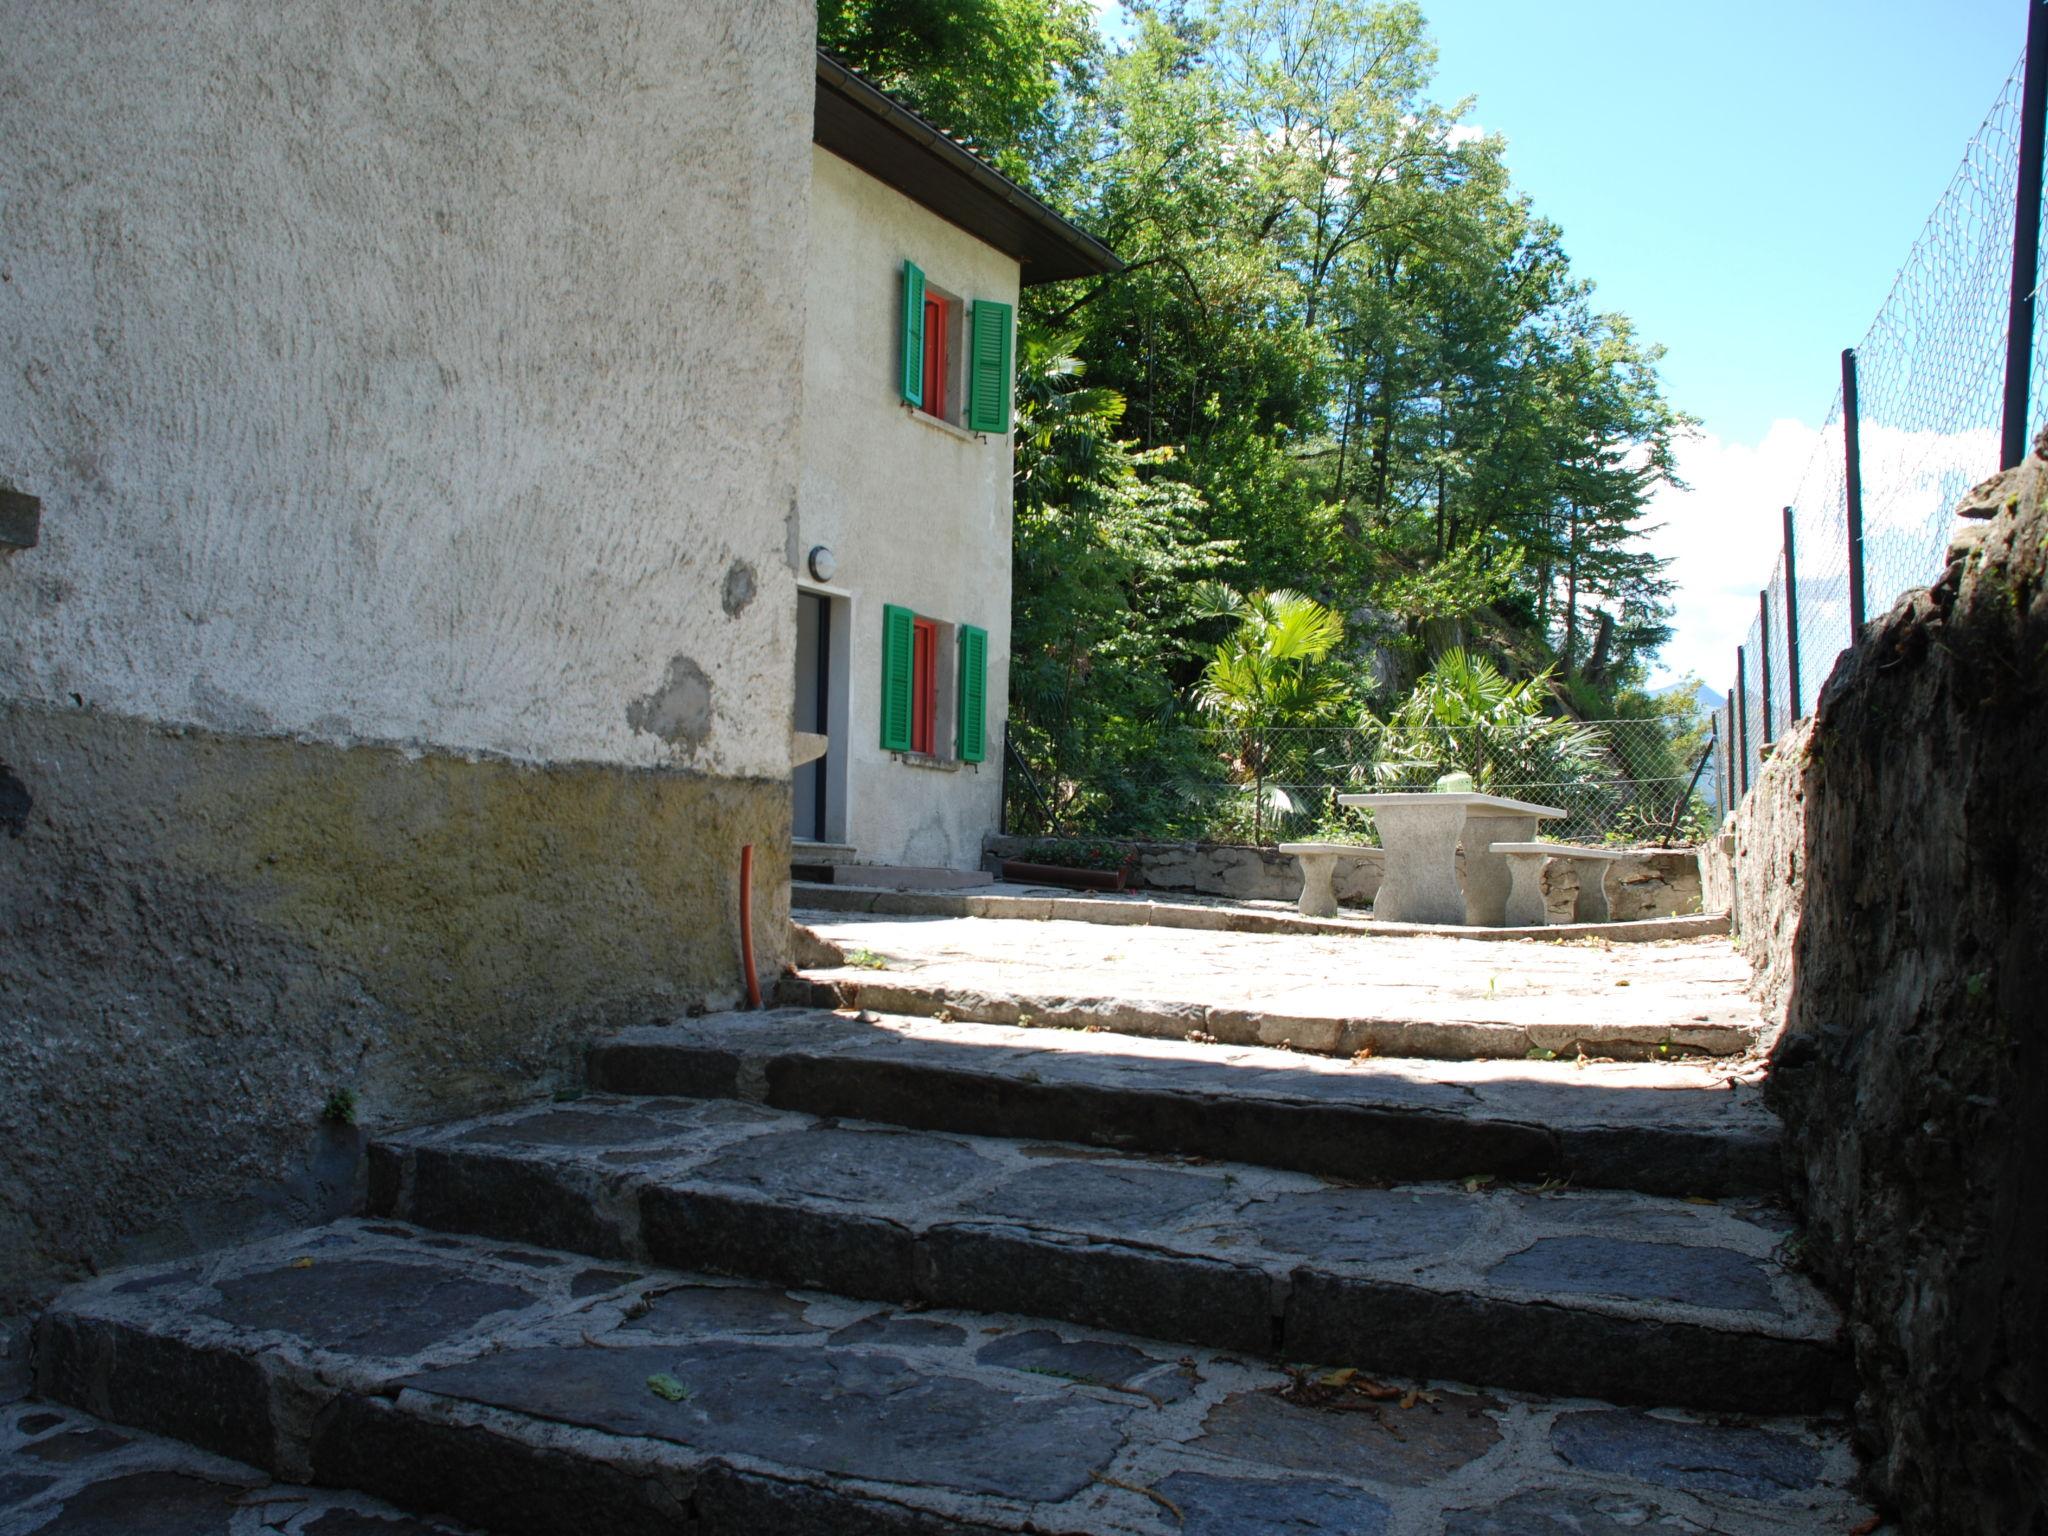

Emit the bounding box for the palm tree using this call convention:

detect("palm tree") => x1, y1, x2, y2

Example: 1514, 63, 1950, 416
1191, 586, 1349, 837
1372, 647, 1601, 793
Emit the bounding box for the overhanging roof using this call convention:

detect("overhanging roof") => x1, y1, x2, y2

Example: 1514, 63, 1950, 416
814, 51, 1123, 287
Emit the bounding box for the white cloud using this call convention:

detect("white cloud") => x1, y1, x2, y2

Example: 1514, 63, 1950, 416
1646, 415, 1992, 693
1644, 418, 1826, 689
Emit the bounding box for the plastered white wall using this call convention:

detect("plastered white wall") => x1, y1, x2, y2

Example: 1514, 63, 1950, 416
0, 1, 813, 779
799, 148, 1018, 869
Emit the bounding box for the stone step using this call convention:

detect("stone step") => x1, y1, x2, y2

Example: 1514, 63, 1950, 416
0, 1396, 482, 1534
587, 1008, 1781, 1198
780, 972, 1759, 1064
783, 912, 1765, 1063
364, 1096, 1846, 1416
29, 1219, 1875, 1536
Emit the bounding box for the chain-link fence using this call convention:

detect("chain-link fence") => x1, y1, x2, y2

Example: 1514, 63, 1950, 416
1716, 28, 2046, 813
1004, 718, 1713, 848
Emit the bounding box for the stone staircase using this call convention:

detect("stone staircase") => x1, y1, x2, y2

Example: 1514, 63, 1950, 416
14, 1004, 1878, 1534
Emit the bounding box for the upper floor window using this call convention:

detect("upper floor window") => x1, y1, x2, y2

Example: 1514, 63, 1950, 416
901, 260, 1013, 435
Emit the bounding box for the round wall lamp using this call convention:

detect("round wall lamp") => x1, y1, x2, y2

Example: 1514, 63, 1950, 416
807, 545, 838, 582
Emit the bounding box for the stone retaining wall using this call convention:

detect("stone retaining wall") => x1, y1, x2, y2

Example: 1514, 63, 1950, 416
986, 834, 1702, 920
1727, 446, 2048, 1533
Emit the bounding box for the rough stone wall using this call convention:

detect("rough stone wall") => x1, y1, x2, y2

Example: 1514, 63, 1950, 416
0, 0, 810, 777
0, 703, 790, 1312
1740, 454, 2048, 1533
985, 835, 1382, 905
983, 834, 1700, 919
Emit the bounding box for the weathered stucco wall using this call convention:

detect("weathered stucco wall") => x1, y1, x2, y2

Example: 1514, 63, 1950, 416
0, 0, 815, 1310
0, 1, 810, 777
799, 147, 1018, 869
1733, 451, 2048, 1534
0, 702, 791, 1313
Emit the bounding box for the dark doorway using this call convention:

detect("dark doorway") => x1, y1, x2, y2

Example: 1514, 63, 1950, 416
795, 591, 831, 841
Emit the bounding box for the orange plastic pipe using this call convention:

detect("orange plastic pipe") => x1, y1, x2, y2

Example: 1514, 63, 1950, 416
739, 843, 762, 1009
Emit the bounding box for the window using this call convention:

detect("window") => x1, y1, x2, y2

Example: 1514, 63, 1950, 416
901, 260, 1013, 435
881, 604, 987, 763
921, 293, 948, 421
911, 615, 937, 755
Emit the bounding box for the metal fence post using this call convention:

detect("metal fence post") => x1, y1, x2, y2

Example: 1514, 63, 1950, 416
1757, 589, 1775, 744
1734, 648, 1750, 798
1842, 348, 1868, 636
1782, 506, 1803, 719
2003, 0, 2048, 468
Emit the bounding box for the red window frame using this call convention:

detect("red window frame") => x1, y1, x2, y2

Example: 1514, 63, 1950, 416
921, 294, 948, 420
910, 616, 938, 754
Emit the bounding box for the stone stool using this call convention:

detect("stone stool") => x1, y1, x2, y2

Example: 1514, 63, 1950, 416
1490, 842, 1626, 926
1277, 842, 1384, 918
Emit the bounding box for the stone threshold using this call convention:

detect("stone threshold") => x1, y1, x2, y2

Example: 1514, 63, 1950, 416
794, 881, 1730, 943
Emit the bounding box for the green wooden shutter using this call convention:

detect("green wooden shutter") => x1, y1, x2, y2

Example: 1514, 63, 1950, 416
901, 261, 926, 407
880, 604, 915, 751
966, 299, 1013, 434
956, 624, 988, 762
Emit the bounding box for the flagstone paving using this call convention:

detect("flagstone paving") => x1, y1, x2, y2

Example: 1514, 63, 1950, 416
362, 1091, 1842, 1413
12, 899, 1887, 1532
22, 1221, 1874, 1536
790, 913, 1766, 1061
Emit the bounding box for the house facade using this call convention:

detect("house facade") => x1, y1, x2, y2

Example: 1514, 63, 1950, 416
794, 57, 1120, 875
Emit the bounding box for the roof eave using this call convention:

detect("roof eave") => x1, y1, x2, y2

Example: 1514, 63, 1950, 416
813, 51, 1123, 288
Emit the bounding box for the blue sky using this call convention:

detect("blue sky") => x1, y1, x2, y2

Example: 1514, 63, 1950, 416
1419, 0, 2030, 686
1097, 1, 2032, 686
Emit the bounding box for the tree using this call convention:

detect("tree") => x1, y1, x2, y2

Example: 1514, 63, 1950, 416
817, 0, 1097, 179
1007, 330, 1228, 832
1190, 586, 1350, 837
1371, 647, 1601, 792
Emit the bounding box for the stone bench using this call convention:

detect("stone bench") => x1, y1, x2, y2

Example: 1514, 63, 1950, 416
1277, 842, 1386, 918
1489, 842, 1625, 926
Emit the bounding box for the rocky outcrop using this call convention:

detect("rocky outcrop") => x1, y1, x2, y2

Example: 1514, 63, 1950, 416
1751, 444, 2048, 1533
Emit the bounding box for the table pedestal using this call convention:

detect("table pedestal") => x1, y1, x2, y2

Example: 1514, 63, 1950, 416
1370, 802, 1467, 925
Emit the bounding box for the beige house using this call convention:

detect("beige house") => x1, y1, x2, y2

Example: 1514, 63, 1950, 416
794, 56, 1120, 878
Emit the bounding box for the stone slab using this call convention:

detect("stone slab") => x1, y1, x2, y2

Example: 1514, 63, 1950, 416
794, 881, 1729, 942
786, 913, 1761, 1062
24, 1220, 1875, 1535
590, 1008, 1780, 1197
368, 1097, 1843, 1413
0, 1398, 482, 1536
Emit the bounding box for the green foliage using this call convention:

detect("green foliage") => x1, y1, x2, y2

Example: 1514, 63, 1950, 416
320, 1087, 358, 1126
1001, 837, 1138, 872
1007, 329, 1233, 833
1371, 647, 1602, 790
817, 0, 1096, 178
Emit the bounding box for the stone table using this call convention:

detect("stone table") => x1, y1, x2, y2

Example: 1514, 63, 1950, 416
1491, 842, 1626, 926
1337, 792, 1566, 926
